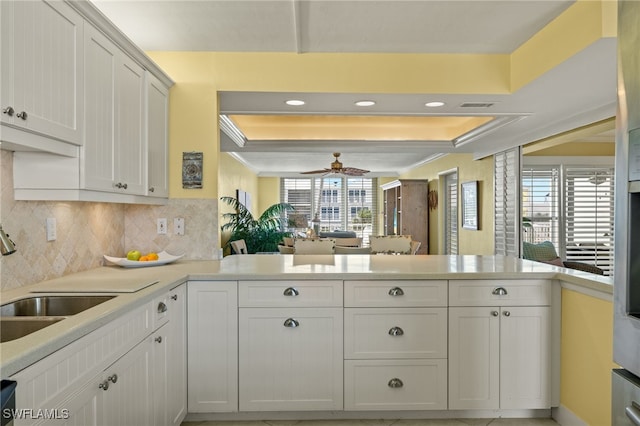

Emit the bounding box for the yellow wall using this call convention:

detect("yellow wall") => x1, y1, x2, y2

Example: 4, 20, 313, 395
510, 0, 616, 91
257, 177, 281, 215
218, 153, 259, 246
145, 0, 613, 252
400, 154, 495, 255
561, 289, 617, 426
526, 142, 615, 157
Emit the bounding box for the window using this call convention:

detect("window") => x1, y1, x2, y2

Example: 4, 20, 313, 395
494, 148, 521, 256
281, 177, 377, 243
321, 206, 340, 221
348, 189, 366, 203
564, 167, 615, 274
441, 170, 458, 254
521, 163, 615, 275
521, 166, 560, 249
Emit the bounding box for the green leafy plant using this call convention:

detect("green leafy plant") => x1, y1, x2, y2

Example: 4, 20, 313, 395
220, 196, 294, 254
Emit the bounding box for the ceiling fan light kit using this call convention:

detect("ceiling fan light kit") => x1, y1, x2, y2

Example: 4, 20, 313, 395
301, 153, 370, 176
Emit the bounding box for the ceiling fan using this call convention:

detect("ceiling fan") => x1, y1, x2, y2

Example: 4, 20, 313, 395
300, 153, 370, 176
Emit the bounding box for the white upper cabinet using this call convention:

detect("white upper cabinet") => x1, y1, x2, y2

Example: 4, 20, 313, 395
146, 73, 169, 198
83, 23, 145, 196
114, 52, 146, 195
10, 0, 173, 204
1, 0, 83, 155
83, 23, 117, 192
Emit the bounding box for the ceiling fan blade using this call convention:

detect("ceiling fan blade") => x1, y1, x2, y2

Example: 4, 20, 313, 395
341, 167, 370, 176
300, 168, 332, 174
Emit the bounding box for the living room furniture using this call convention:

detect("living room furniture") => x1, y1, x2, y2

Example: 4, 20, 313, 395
334, 237, 363, 247
522, 241, 604, 275
381, 179, 428, 254
370, 235, 413, 254
294, 238, 336, 254
335, 246, 372, 254
230, 240, 248, 254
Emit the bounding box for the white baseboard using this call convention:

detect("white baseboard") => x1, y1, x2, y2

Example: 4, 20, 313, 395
553, 405, 588, 426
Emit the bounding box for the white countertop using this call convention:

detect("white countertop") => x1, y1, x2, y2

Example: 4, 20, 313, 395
0, 254, 612, 378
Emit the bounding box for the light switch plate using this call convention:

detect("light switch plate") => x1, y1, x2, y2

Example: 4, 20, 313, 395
46, 217, 57, 241
157, 218, 167, 235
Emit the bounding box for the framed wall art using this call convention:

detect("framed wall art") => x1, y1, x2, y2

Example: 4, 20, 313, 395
461, 180, 479, 230
182, 152, 203, 189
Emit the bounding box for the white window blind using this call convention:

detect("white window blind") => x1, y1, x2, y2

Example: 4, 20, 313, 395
520, 164, 615, 275
281, 177, 377, 243
521, 166, 560, 249
444, 172, 458, 255
564, 167, 615, 275
494, 148, 520, 256
281, 179, 312, 220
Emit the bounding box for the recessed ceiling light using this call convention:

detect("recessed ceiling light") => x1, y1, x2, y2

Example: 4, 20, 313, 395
355, 100, 376, 107
285, 99, 305, 106
425, 101, 445, 107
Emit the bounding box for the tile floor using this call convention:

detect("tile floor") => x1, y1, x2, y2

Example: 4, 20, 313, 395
183, 419, 558, 426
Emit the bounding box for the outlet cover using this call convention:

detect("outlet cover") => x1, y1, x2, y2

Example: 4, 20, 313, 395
174, 218, 185, 235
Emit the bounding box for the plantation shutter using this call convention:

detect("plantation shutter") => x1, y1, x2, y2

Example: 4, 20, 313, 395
346, 178, 377, 245
564, 167, 615, 275
281, 177, 377, 243
444, 172, 458, 254
281, 178, 312, 222
521, 166, 560, 249
494, 147, 520, 256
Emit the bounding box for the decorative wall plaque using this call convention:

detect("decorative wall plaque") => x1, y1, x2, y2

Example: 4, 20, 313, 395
182, 152, 203, 189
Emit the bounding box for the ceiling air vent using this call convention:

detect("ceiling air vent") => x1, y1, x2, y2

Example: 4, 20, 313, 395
459, 102, 495, 108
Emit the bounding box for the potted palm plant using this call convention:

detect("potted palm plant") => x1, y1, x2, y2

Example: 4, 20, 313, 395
220, 196, 294, 254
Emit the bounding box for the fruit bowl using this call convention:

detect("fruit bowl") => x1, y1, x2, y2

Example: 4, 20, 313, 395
103, 251, 184, 268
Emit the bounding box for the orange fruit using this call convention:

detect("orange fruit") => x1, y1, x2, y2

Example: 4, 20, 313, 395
147, 252, 159, 261
139, 255, 150, 261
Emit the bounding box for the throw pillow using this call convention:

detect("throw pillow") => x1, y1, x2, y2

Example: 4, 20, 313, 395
522, 241, 559, 261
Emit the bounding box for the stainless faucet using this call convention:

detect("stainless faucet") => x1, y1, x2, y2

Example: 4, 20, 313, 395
0, 225, 16, 255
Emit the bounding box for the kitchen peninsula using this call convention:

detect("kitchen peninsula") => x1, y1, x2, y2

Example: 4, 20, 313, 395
0, 255, 612, 425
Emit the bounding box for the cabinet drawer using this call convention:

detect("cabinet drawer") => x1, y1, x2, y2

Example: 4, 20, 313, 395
238, 280, 342, 307
344, 280, 447, 307
344, 359, 447, 411
344, 308, 447, 359
448, 279, 551, 306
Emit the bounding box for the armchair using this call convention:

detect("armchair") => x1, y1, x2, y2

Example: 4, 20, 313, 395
522, 241, 604, 275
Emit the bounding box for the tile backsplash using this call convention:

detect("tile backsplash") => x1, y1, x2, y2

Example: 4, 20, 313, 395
1, 150, 218, 290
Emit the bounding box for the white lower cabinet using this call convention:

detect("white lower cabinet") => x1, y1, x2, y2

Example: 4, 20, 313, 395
12, 284, 188, 426
344, 359, 447, 411
166, 284, 187, 425
187, 281, 238, 413
152, 284, 187, 426
448, 280, 551, 410
238, 307, 343, 411
343, 280, 448, 411
101, 334, 153, 426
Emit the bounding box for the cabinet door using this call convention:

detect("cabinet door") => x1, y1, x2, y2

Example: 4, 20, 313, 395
115, 53, 146, 195
146, 73, 169, 198
167, 284, 187, 425
83, 23, 117, 192
500, 306, 551, 409
187, 281, 238, 413
152, 325, 169, 426
239, 307, 343, 411
0, 0, 83, 145
102, 337, 153, 426
448, 306, 500, 410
